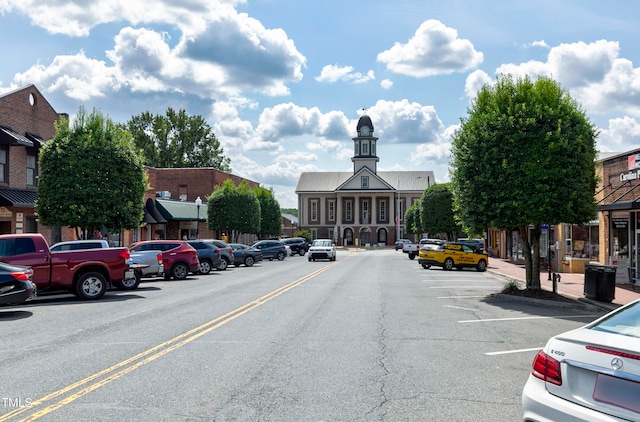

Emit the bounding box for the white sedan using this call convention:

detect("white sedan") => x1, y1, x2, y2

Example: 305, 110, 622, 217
522, 299, 640, 421
308, 239, 336, 262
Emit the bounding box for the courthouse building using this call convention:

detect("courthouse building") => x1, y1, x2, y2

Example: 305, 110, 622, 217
295, 115, 434, 246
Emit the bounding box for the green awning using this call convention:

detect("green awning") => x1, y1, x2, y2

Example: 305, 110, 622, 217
156, 198, 207, 221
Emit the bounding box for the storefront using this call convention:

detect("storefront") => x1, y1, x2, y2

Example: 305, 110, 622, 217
597, 149, 640, 285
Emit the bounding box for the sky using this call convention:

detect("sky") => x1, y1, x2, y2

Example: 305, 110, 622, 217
1, 0, 640, 208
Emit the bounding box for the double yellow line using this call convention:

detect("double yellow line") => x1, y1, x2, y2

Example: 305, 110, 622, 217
2, 261, 341, 421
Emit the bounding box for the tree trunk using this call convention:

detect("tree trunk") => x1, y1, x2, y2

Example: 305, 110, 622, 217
520, 224, 542, 290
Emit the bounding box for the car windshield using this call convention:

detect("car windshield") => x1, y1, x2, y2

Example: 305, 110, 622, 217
312, 240, 331, 247
590, 301, 640, 338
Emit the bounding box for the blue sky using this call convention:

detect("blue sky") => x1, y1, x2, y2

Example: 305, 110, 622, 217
1, 0, 639, 208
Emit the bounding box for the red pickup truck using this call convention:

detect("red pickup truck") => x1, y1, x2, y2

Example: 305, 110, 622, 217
0, 233, 136, 300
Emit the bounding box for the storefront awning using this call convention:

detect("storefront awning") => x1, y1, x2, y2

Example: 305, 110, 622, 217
597, 200, 640, 211
144, 197, 167, 224
156, 198, 207, 221
0, 188, 37, 208
0, 126, 34, 147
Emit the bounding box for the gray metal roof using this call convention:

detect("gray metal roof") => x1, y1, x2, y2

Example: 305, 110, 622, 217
295, 170, 435, 193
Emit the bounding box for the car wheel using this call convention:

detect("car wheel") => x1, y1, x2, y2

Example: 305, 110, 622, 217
171, 263, 189, 280
476, 259, 487, 272
234, 263, 240, 267
308, 257, 312, 262
331, 255, 336, 261
409, 253, 416, 260
198, 259, 212, 275
299, 250, 306, 256
421, 264, 431, 269
217, 257, 229, 271
116, 271, 140, 290
443, 258, 454, 271
245, 256, 255, 267
75, 272, 107, 300
277, 252, 285, 261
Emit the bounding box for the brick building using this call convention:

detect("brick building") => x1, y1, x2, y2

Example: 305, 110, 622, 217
0, 85, 70, 243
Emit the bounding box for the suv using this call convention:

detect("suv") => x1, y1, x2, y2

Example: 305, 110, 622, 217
129, 240, 200, 280
251, 240, 287, 261
187, 241, 222, 275
200, 239, 234, 270
308, 239, 336, 261
280, 237, 309, 256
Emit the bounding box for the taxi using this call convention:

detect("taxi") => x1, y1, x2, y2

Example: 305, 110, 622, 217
417, 242, 488, 272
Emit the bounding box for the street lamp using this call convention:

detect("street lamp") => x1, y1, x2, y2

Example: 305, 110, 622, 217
195, 196, 202, 239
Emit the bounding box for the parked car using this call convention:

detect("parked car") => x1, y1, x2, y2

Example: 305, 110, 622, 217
394, 239, 412, 251
0, 234, 135, 299
457, 238, 485, 252
417, 242, 488, 271
308, 239, 337, 261
280, 237, 309, 256
128, 249, 164, 278
251, 240, 287, 261
228, 243, 263, 267
0, 262, 36, 306
129, 240, 199, 280
187, 241, 222, 275
199, 239, 234, 270
522, 298, 640, 421
50, 239, 110, 252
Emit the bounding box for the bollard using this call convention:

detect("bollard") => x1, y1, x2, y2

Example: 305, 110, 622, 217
552, 273, 560, 293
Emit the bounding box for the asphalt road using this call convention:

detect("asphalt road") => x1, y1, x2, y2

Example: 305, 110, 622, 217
0, 249, 605, 421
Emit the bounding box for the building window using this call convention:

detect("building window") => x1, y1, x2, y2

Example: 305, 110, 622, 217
328, 200, 335, 222
361, 176, 369, 188
27, 150, 37, 186
26, 216, 37, 233
362, 143, 369, 155
310, 200, 318, 222
311, 229, 318, 240
372, 143, 375, 155
345, 200, 352, 222
379, 199, 386, 222
362, 200, 369, 223
0, 145, 7, 183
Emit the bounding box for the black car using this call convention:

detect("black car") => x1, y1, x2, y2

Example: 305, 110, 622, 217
200, 239, 235, 270
280, 237, 309, 256
228, 243, 263, 267
394, 239, 412, 250
251, 240, 287, 261
187, 241, 222, 275
0, 262, 36, 306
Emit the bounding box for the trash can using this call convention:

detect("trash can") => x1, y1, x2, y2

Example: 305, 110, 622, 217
584, 263, 616, 302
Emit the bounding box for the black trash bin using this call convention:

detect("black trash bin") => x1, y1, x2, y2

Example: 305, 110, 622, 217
584, 263, 616, 302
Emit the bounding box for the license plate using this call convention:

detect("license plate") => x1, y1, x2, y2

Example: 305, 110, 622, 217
593, 373, 640, 412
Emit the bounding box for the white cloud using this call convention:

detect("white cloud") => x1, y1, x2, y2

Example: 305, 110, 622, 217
526, 40, 549, 49
597, 116, 640, 152
315, 64, 375, 84
377, 19, 483, 77
380, 79, 393, 89
464, 69, 493, 100
364, 99, 444, 144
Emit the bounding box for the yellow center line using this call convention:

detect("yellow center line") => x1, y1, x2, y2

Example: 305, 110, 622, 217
2, 258, 351, 421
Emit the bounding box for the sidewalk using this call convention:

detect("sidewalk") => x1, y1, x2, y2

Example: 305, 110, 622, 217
487, 258, 640, 311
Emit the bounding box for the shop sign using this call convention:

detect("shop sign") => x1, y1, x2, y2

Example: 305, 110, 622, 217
612, 211, 629, 229
621, 153, 640, 181
0, 207, 12, 218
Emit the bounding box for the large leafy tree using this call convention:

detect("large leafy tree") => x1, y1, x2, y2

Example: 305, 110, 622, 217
207, 179, 260, 240
420, 183, 461, 241
255, 187, 282, 238
127, 108, 231, 171
451, 74, 598, 289
37, 107, 147, 238
404, 199, 421, 236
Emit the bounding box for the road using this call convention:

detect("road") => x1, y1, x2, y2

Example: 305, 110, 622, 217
0, 249, 604, 421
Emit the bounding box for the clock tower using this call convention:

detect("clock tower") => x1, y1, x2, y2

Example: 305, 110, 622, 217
352, 114, 379, 174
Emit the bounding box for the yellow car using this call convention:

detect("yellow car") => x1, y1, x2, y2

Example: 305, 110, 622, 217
418, 242, 488, 272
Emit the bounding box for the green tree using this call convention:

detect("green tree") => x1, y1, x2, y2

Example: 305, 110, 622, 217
451, 74, 598, 289
127, 108, 231, 170
255, 187, 282, 238
404, 199, 422, 236
420, 183, 461, 241
207, 179, 260, 240
37, 107, 146, 238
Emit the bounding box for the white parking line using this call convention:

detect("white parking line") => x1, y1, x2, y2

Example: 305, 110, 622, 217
437, 295, 487, 299
443, 305, 476, 311
459, 315, 595, 323
430, 286, 501, 289
485, 347, 542, 356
